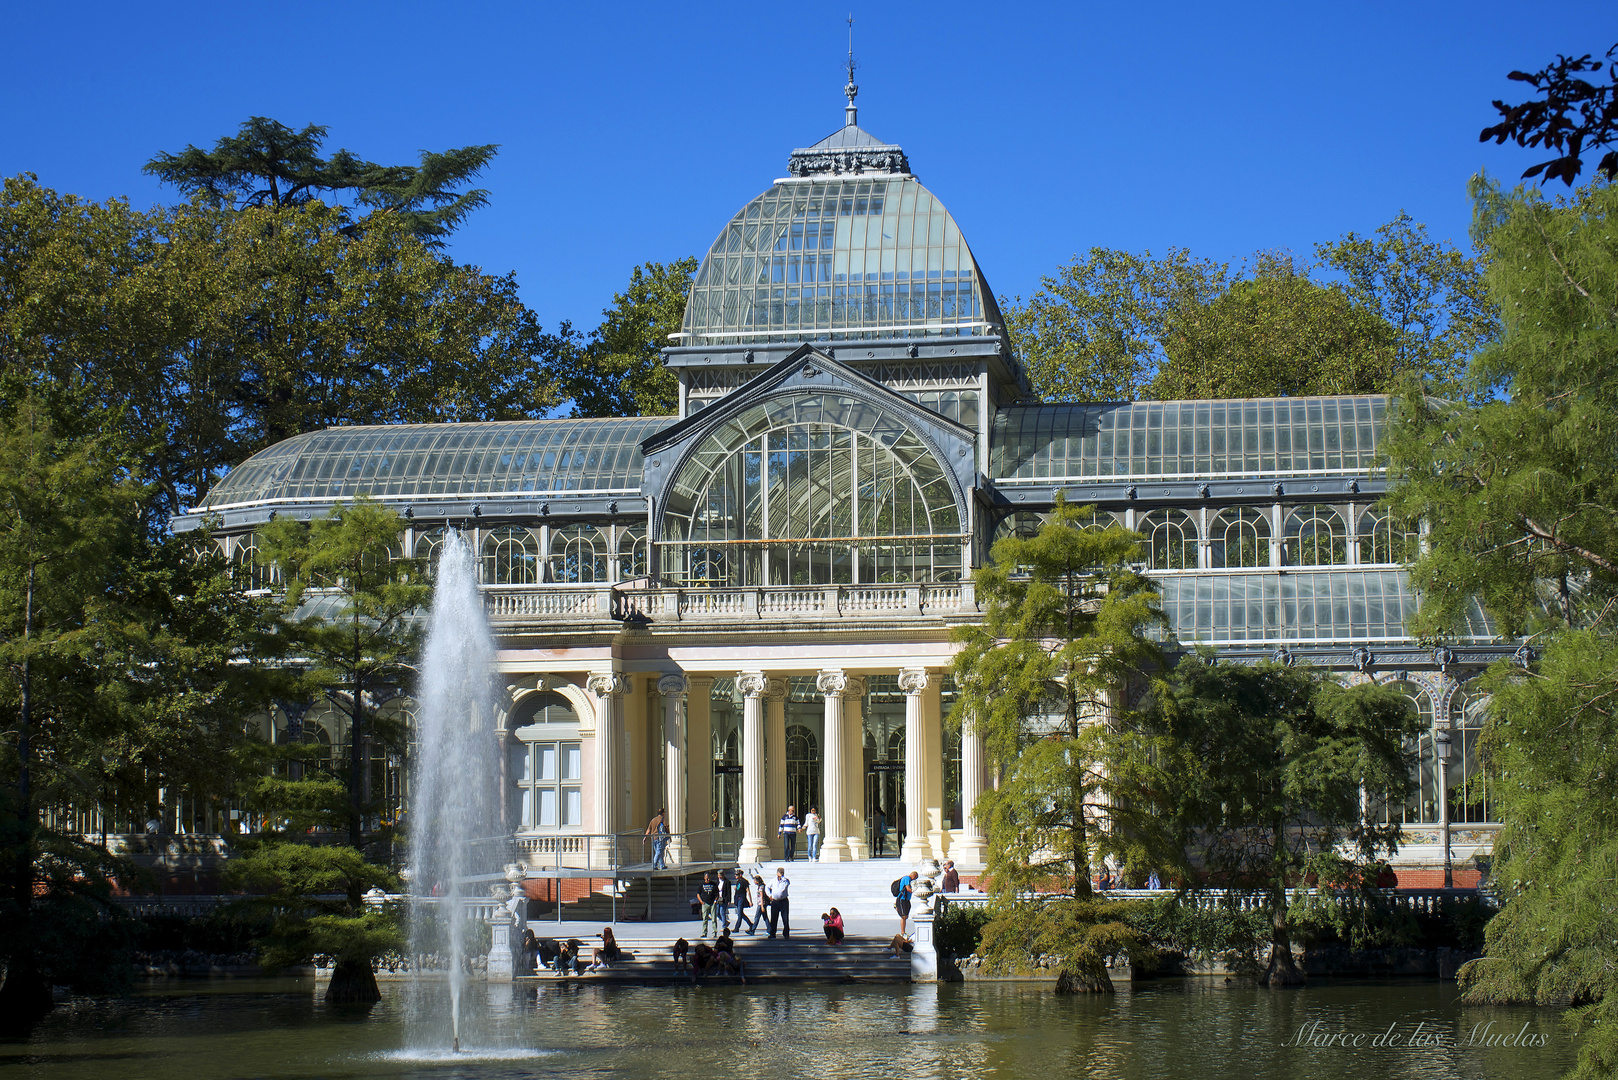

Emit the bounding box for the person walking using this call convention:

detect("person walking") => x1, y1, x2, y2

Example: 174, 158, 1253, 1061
766, 866, 792, 939
730, 869, 752, 933
873, 807, 888, 858
645, 807, 669, 870
778, 805, 800, 861
941, 859, 960, 893
746, 873, 768, 935
895, 870, 918, 936
697, 870, 722, 938
719, 867, 734, 932
803, 807, 822, 861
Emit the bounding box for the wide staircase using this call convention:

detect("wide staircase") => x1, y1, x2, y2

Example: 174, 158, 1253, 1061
524, 932, 913, 983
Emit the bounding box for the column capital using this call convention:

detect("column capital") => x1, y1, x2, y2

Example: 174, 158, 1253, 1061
815, 668, 847, 695
736, 671, 767, 698
657, 673, 688, 696
765, 677, 789, 702
586, 671, 628, 697
898, 668, 930, 695
844, 675, 867, 702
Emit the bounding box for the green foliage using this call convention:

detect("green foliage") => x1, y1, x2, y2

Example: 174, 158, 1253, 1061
1480, 45, 1618, 186
0, 175, 561, 516
1128, 657, 1421, 983
1004, 247, 1229, 401
223, 841, 401, 971
1122, 896, 1269, 972
561, 257, 697, 417
143, 116, 498, 245
1005, 219, 1492, 402
977, 899, 1155, 992
951, 498, 1163, 898
1385, 177, 1618, 1079
934, 904, 996, 957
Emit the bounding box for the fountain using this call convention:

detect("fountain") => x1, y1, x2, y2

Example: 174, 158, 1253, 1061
407, 531, 496, 1053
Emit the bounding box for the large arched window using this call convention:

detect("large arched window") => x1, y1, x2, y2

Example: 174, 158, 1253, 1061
230, 535, 273, 591
1284, 505, 1348, 566
616, 525, 648, 580
1142, 510, 1197, 570
1359, 510, 1419, 565
509, 692, 582, 832
414, 527, 446, 577
1449, 688, 1492, 823
1372, 681, 1438, 825
991, 508, 1115, 546
1209, 508, 1272, 569
551, 525, 608, 583
483, 527, 540, 584
660, 393, 964, 587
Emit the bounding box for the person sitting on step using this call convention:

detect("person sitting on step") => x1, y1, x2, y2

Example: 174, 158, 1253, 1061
822, 907, 845, 945
672, 937, 690, 975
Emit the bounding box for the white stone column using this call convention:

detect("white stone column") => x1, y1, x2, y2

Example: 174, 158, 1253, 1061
658, 673, 688, 866
953, 714, 988, 872
816, 669, 851, 862
586, 671, 626, 866
899, 668, 931, 862
686, 677, 714, 861
845, 677, 870, 859
736, 671, 769, 863
766, 678, 788, 858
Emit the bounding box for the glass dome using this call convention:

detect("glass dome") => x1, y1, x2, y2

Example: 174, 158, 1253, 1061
679, 177, 1004, 346
197, 418, 671, 510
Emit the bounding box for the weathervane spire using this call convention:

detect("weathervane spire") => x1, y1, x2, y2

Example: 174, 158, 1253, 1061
844, 14, 859, 127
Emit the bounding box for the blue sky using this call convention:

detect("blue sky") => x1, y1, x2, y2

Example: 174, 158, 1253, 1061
3, 2, 1611, 331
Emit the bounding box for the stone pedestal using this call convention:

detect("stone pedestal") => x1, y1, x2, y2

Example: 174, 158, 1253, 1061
909, 857, 942, 981
486, 887, 517, 981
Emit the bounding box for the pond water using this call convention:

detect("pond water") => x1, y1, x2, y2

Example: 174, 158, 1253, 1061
2, 977, 1575, 1080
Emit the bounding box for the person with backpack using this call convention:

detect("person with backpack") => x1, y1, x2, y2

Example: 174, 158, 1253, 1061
893, 870, 918, 936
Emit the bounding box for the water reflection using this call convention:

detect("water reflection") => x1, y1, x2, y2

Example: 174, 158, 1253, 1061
1, 978, 1573, 1080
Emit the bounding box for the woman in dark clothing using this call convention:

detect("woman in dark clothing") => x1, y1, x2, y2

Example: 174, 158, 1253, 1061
591, 927, 624, 970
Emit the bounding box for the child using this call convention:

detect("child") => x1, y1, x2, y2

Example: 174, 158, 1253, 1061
672, 937, 690, 974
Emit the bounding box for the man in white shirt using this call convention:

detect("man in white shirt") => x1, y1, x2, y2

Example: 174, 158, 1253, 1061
766, 866, 791, 939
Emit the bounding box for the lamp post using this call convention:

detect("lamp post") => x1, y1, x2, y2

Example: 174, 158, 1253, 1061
1433, 728, 1453, 889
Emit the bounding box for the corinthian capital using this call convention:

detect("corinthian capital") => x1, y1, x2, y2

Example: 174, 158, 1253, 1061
815, 668, 847, 695
657, 673, 688, 696
898, 668, 930, 695
766, 678, 789, 702
586, 671, 628, 697
735, 671, 767, 698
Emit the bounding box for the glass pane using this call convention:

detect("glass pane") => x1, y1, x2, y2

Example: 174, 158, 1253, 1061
562, 744, 581, 781
538, 745, 557, 781
539, 788, 558, 829
562, 787, 582, 826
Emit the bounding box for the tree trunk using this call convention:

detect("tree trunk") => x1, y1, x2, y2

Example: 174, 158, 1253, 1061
324, 957, 381, 1004
1259, 882, 1305, 987
1055, 965, 1115, 994
0, 962, 54, 1035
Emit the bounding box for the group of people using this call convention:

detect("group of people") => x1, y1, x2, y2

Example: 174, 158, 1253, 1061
671, 932, 746, 982
520, 928, 628, 975
1096, 868, 1164, 890
775, 804, 821, 860
696, 866, 793, 937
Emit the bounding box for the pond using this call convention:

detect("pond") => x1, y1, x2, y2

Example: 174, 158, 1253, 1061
2, 977, 1575, 1079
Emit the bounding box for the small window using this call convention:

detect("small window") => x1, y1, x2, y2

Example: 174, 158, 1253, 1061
1358, 510, 1418, 565
513, 740, 584, 831
483, 527, 540, 584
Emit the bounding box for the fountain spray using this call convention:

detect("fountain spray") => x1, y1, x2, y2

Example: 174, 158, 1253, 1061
408, 532, 496, 1052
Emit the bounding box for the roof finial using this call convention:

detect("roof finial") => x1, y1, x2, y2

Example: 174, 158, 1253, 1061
844, 14, 859, 127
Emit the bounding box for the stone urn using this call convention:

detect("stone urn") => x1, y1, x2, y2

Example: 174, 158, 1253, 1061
913, 857, 941, 914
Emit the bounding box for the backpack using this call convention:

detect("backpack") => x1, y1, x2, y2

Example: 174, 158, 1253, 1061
890, 877, 903, 897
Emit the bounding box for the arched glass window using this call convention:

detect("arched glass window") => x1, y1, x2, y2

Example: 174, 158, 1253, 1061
1371, 681, 1438, 825
509, 692, 582, 832
230, 535, 273, 590
1359, 510, 1419, 565
551, 525, 608, 583
1284, 505, 1348, 566
1209, 508, 1272, 569
414, 527, 447, 576
785, 724, 821, 817
1448, 687, 1492, 823
660, 393, 964, 587
991, 508, 1114, 546
482, 527, 540, 585
616, 525, 648, 581
1142, 510, 1197, 570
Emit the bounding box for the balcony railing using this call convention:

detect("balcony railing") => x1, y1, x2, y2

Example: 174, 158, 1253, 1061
481, 582, 977, 624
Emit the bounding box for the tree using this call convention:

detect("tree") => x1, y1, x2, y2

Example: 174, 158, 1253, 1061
1003, 248, 1229, 402
0, 395, 277, 1031
244, 497, 426, 1003
1385, 177, 1618, 1078
1314, 212, 1499, 398
562, 257, 698, 417
950, 498, 1163, 900
144, 116, 497, 245
1150, 254, 1399, 399
0, 176, 562, 516
1134, 657, 1419, 986
1481, 45, 1618, 186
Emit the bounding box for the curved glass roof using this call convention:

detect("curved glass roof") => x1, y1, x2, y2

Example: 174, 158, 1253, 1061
679, 177, 1004, 345
991, 397, 1389, 482
198, 418, 673, 510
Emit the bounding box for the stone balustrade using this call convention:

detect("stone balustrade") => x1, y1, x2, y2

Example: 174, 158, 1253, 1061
481, 581, 977, 624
